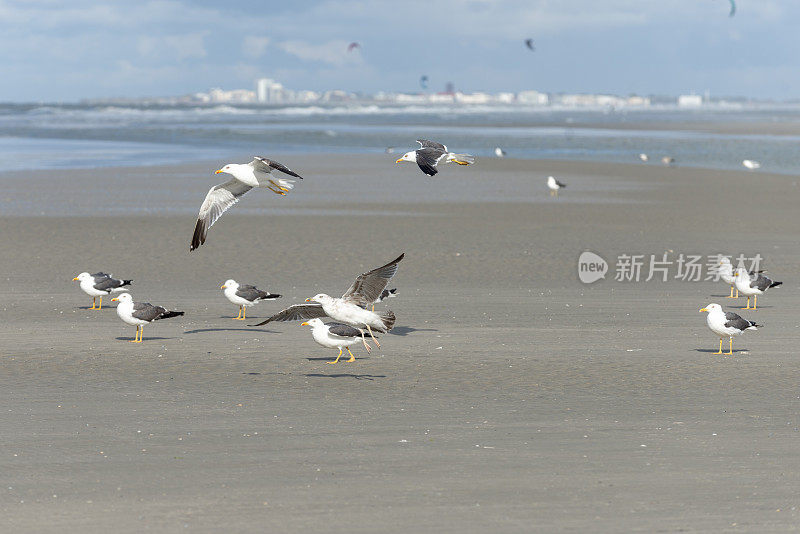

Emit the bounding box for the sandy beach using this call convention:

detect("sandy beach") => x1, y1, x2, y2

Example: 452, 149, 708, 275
2, 154, 799, 532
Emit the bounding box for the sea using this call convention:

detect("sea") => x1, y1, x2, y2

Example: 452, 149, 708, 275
2, 102, 800, 174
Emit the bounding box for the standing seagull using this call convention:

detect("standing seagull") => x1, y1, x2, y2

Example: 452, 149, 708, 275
301, 318, 364, 364
395, 140, 474, 176
718, 257, 738, 298
700, 303, 760, 355
734, 268, 782, 310
547, 176, 566, 197
73, 272, 132, 310
251, 253, 404, 351
190, 157, 304, 251
110, 293, 184, 343
220, 279, 281, 320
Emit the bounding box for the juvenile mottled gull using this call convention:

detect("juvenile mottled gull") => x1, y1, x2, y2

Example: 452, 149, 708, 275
700, 303, 760, 355
221, 279, 281, 320
111, 293, 184, 343
251, 253, 404, 352
301, 318, 365, 364
190, 157, 304, 251
395, 140, 474, 176
73, 272, 132, 310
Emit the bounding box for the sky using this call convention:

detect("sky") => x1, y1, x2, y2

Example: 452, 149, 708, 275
1, 0, 798, 102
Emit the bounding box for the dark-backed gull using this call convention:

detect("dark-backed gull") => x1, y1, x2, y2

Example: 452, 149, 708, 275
301, 318, 364, 364
73, 272, 132, 310
190, 157, 304, 251
700, 303, 760, 355
221, 279, 281, 320
395, 140, 474, 176
111, 293, 184, 343
250, 253, 404, 351
734, 268, 782, 310
547, 176, 566, 196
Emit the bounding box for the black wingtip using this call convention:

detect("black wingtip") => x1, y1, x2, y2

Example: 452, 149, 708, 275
190, 219, 205, 252
770, 281, 783, 288
122, 280, 133, 286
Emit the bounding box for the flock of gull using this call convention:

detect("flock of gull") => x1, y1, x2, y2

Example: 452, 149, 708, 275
71, 139, 778, 360
700, 257, 782, 355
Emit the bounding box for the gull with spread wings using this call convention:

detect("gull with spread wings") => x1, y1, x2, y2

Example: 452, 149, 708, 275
190, 157, 304, 251
250, 253, 404, 352
395, 139, 474, 176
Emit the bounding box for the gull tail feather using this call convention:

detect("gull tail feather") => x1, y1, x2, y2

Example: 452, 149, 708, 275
446, 153, 475, 165
378, 310, 395, 332
769, 281, 782, 288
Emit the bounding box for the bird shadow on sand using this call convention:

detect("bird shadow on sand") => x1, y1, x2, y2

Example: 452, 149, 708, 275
183, 328, 278, 334
389, 325, 438, 336
694, 348, 748, 354
115, 336, 175, 341
305, 356, 370, 362
305, 373, 386, 380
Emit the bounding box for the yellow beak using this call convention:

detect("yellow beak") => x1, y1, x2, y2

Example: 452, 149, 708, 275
305, 298, 312, 302
111, 298, 119, 302
72, 277, 79, 281
699, 308, 708, 312
733, 273, 739, 277
395, 158, 403, 163
301, 322, 309, 326
220, 285, 226, 289
215, 169, 223, 174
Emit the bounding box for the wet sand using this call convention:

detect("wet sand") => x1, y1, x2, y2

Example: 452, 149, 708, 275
1, 155, 799, 532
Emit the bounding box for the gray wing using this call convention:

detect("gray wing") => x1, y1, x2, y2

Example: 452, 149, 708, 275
236, 285, 267, 302
327, 323, 364, 338
250, 157, 303, 179
724, 312, 753, 331
341, 253, 404, 307
555, 179, 567, 188
249, 303, 327, 326
416, 139, 447, 152
416, 147, 446, 176
91, 272, 111, 280
190, 179, 253, 251
132, 302, 167, 322
94, 277, 125, 292
750, 275, 772, 291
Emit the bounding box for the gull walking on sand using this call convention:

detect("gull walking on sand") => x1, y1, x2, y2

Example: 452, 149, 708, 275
301, 318, 365, 364
734, 268, 781, 310
111, 293, 184, 343
221, 280, 281, 320
73, 272, 132, 310
190, 157, 304, 251
396, 140, 474, 176
700, 303, 760, 355
251, 253, 404, 352
547, 175, 566, 197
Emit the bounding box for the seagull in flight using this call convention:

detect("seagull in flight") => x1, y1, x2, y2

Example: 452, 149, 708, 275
190, 157, 304, 251
396, 140, 474, 176
251, 253, 404, 351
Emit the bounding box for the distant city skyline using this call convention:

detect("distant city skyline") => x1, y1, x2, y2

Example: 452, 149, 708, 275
1, 1, 798, 102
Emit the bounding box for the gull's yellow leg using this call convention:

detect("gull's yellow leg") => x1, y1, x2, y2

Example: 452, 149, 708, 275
726, 338, 733, 356
233, 306, 242, 320
136, 326, 144, 343
345, 347, 356, 363
278, 186, 290, 192
242, 307, 246, 320
371, 304, 375, 312
327, 348, 343, 364
753, 295, 757, 310
267, 185, 286, 196
727, 285, 735, 298
360, 332, 372, 353
90, 297, 97, 310
742, 297, 752, 309
97, 296, 102, 310
713, 338, 723, 355
366, 324, 381, 348
735, 288, 739, 298
129, 326, 140, 343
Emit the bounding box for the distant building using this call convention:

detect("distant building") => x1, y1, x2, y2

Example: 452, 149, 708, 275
626, 95, 651, 107
455, 92, 490, 104
517, 90, 549, 105
207, 88, 256, 103
256, 78, 287, 103
678, 94, 703, 107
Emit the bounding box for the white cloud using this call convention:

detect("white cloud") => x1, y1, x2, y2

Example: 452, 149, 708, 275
242, 36, 270, 58
277, 39, 361, 66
